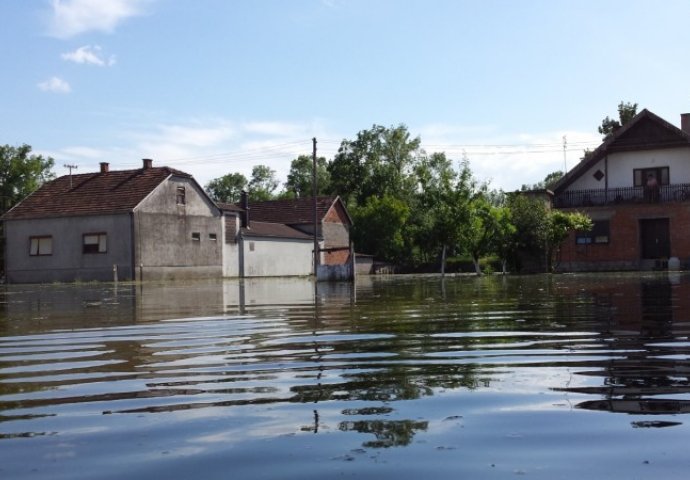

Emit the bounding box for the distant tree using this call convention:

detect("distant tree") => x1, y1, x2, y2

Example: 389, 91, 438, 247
284, 154, 331, 198
0, 144, 55, 213
248, 164, 279, 201
205, 172, 247, 203
521, 171, 564, 191
598, 101, 638, 139
328, 124, 422, 205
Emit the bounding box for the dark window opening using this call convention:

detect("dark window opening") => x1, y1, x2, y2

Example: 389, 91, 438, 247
576, 220, 610, 245
209, 233, 217, 241
634, 167, 669, 187
176, 186, 186, 205
83, 233, 107, 254
192, 232, 201, 241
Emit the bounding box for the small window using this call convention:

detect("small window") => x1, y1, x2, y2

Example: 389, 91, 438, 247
83, 233, 107, 254
209, 233, 217, 241
176, 186, 186, 205
192, 232, 201, 241
576, 220, 609, 245
249, 241, 255, 252
30, 236, 53, 256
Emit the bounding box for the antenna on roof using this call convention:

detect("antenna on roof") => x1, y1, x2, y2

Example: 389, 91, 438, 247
64, 164, 78, 188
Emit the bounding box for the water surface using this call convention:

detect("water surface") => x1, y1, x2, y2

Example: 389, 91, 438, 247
2, 274, 690, 479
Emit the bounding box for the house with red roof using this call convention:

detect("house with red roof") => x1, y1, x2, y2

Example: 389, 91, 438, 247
552, 109, 690, 271
3, 159, 223, 283
218, 194, 353, 279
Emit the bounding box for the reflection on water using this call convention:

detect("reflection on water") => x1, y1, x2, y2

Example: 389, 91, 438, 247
2, 274, 690, 479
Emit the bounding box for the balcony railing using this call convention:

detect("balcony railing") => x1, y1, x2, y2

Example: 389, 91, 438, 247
554, 183, 690, 208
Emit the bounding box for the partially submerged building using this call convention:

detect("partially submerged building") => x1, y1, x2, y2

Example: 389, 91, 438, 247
552, 109, 690, 271
3, 159, 222, 283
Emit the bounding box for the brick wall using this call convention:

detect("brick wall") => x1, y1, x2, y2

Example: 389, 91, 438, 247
558, 203, 690, 271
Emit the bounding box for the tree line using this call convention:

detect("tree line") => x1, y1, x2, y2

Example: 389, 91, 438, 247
205, 124, 591, 274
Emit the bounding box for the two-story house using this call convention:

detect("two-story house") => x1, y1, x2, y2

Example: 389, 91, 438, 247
552, 109, 690, 271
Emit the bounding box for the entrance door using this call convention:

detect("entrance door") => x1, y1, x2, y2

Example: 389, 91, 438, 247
640, 218, 670, 259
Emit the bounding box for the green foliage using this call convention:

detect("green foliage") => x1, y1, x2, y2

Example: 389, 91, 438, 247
0, 144, 55, 213
598, 101, 638, 139
328, 124, 421, 205
506, 194, 591, 272
284, 155, 330, 198
351, 195, 411, 264
248, 164, 279, 201
205, 172, 247, 203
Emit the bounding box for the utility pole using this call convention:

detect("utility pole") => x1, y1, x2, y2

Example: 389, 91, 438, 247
64, 164, 78, 188
562, 135, 567, 173
312, 138, 319, 278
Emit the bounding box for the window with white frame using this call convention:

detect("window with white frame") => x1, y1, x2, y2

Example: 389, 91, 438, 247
83, 233, 107, 254
29, 236, 53, 256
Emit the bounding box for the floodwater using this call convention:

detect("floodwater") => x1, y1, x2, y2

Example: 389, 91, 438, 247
2, 273, 690, 479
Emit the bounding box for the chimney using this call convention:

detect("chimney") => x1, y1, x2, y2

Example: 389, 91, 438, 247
681, 113, 690, 135
142, 158, 153, 169
240, 190, 250, 228
100, 162, 109, 173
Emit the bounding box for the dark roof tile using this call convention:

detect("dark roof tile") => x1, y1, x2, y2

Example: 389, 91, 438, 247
3, 166, 191, 220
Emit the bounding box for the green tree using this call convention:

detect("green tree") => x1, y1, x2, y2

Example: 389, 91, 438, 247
248, 164, 279, 201
598, 101, 638, 139
545, 210, 592, 271
328, 124, 422, 205
0, 144, 55, 213
351, 195, 410, 264
205, 172, 247, 203
284, 154, 331, 198
507, 194, 591, 272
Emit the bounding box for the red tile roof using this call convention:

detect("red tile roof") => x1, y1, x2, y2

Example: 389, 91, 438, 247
219, 196, 348, 225
3, 166, 191, 220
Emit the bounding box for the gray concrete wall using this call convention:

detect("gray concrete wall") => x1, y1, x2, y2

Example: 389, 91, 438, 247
134, 176, 223, 281
4, 214, 133, 283
222, 214, 240, 277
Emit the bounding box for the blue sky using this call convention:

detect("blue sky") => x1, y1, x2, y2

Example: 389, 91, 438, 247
2, 0, 690, 191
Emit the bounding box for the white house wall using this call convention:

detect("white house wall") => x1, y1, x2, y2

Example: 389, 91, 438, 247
241, 237, 314, 277
566, 147, 690, 191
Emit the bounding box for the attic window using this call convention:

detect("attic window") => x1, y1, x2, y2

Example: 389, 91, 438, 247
593, 170, 605, 181
176, 186, 186, 205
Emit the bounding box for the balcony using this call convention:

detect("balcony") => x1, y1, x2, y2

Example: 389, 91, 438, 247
554, 183, 690, 208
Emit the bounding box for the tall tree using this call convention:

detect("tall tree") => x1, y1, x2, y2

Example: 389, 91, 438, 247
350, 194, 410, 264
328, 124, 422, 205
0, 144, 55, 213
248, 164, 279, 201
284, 154, 331, 198
205, 172, 247, 203
598, 101, 638, 139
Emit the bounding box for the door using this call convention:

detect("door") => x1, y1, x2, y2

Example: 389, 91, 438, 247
640, 218, 670, 259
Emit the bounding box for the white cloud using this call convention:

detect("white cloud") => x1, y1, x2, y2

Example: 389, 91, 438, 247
61, 45, 116, 66
48, 0, 150, 38
38, 76, 72, 93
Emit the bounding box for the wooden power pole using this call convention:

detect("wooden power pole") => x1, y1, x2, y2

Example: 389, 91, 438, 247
312, 138, 319, 278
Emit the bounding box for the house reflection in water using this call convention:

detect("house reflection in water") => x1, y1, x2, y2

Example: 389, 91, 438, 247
561, 274, 690, 417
